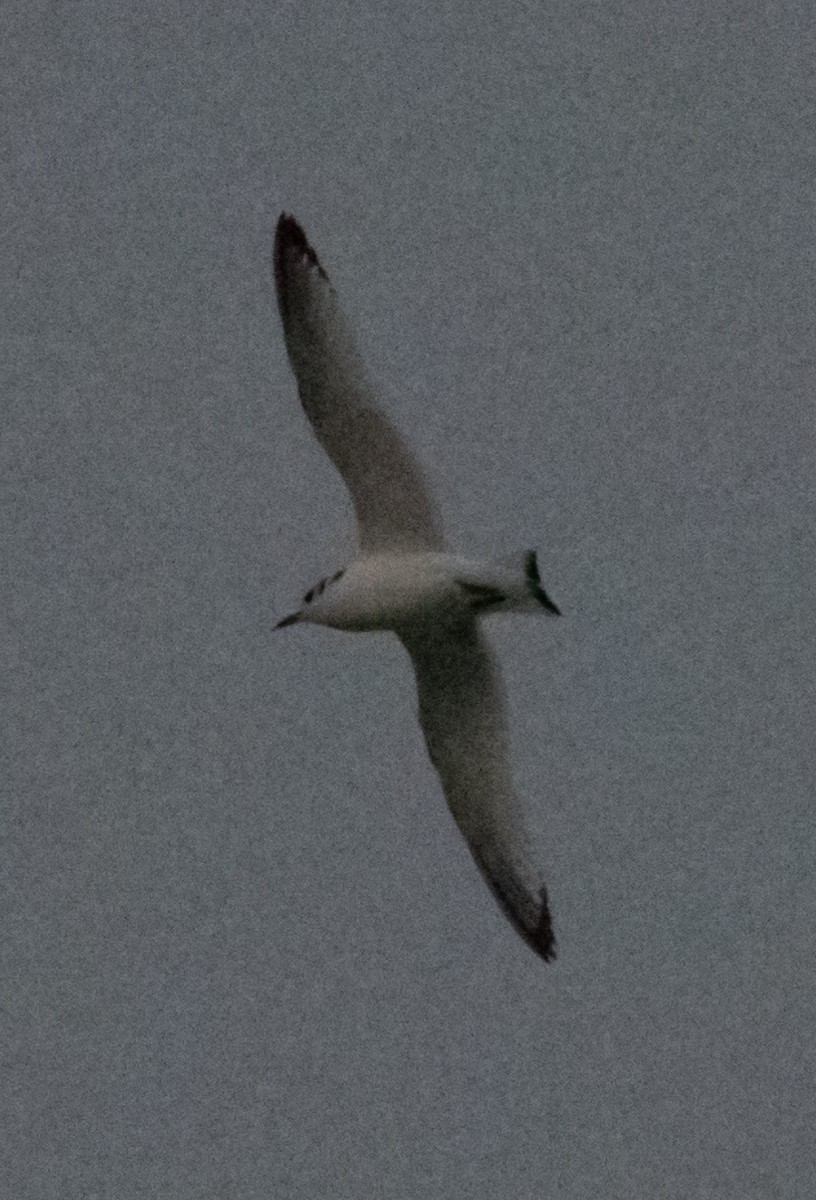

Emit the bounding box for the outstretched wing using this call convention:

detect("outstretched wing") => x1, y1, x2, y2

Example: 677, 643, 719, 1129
273, 214, 445, 553
398, 614, 556, 962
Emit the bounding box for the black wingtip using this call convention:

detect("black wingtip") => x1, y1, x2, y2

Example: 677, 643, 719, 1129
535, 886, 557, 962
482, 854, 558, 964
274, 213, 328, 287
276, 212, 308, 253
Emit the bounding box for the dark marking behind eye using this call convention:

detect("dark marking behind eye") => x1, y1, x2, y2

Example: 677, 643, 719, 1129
304, 570, 344, 605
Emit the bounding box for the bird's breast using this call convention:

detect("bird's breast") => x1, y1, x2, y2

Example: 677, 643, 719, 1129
309, 553, 461, 631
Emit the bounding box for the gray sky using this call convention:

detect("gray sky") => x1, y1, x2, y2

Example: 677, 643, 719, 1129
4, 2, 815, 1196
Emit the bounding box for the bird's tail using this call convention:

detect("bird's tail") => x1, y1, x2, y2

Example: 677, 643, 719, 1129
454, 550, 561, 616
521, 550, 561, 615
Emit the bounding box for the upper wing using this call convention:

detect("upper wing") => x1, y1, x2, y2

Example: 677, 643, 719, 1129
273, 214, 445, 553
398, 614, 556, 962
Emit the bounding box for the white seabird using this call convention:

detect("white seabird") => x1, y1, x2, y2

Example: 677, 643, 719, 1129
273, 214, 560, 962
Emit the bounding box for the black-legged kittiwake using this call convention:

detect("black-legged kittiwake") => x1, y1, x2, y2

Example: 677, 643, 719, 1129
274, 214, 561, 962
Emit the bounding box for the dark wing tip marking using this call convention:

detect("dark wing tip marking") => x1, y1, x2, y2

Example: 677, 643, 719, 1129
274, 213, 329, 291
536, 886, 557, 962
486, 859, 558, 964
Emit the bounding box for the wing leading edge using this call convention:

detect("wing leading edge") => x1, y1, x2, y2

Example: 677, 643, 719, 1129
274, 214, 445, 553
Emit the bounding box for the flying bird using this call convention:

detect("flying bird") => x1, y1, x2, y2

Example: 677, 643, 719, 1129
273, 214, 561, 962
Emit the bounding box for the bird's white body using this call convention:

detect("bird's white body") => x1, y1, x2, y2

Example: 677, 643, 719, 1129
273, 214, 561, 962
283, 551, 554, 632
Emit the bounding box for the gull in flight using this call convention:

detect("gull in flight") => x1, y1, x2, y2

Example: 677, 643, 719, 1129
274, 214, 561, 962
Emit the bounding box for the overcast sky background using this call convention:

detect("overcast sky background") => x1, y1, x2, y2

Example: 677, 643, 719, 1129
4, 3, 815, 1197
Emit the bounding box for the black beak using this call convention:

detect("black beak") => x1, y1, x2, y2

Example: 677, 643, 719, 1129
275, 612, 301, 629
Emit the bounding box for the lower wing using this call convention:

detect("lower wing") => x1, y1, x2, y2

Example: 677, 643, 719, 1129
398, 613, 556, 962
